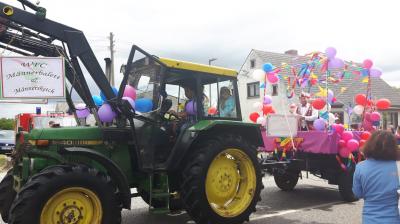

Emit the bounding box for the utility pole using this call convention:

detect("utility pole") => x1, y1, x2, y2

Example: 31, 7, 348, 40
108, 32, 115, 86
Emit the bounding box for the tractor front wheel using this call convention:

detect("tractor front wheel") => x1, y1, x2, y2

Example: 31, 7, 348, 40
8, 165, 121, 224
0, 169, 16, 222
180, 134, 263, 224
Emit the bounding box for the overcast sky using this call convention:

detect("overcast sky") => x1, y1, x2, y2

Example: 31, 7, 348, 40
1, 0, 400, 118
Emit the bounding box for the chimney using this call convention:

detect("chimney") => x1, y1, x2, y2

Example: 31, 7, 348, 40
284, 49, 298, 56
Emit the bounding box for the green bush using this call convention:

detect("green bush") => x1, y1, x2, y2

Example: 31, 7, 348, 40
0, 118, 14, 130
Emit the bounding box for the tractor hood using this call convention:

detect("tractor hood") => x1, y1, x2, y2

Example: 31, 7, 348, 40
29, 127, 102, 140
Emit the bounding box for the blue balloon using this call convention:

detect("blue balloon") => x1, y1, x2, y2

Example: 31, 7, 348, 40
263, 63, 274, 72
92, 95, 104, 107
100, 87, 119, 101
135, 98, 153, 113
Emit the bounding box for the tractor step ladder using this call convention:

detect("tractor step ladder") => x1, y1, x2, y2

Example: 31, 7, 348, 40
149, 172, 170, 213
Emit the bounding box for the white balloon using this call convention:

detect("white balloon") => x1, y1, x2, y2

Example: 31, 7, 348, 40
320, 103, 331, 112
328, 113, 336, 124
256, 117, 266, 126
253, 102, 263, 111
353, 105, 364, 115
252, 69, 266, 82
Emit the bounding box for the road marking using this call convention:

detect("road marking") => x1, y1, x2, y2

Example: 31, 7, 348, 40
250, 201, 342, 221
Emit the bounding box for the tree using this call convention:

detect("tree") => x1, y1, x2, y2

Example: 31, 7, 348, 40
0, 118, 14, 130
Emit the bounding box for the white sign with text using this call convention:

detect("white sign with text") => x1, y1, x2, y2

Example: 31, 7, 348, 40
0, 57, 65, 99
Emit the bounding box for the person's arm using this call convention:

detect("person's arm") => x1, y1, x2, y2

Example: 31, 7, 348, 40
304, 107, 318, 121
352, 165, 363, 199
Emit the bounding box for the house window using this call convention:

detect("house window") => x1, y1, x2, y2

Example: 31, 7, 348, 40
272, 84, 278, 96
247, 82, 260, 98
250, 59, 255, 69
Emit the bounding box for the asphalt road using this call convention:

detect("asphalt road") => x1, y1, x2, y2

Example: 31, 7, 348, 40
0, 172, 363, 224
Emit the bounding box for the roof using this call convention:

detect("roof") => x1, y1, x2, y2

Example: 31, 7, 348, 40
159, 57, 238, 77
247, 49, 400, 108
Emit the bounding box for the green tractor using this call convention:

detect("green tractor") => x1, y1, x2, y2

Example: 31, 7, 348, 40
0, 1, 264, 224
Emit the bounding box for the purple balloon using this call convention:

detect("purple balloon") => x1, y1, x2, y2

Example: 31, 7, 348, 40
75, 104, 90, 118
369, 68, 382, 78
313, 118, 326, 131
328, 58, 344, 69
98, 104, 116, 122
325, 47, 337, 59
327, 89, 334, 103
263, 95, 272, 105
185, 100, 197, 115
122, 97, 135, 109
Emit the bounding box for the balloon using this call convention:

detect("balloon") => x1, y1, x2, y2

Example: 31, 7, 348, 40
328, 113, 336, 124
263, 95, 272, 105
325, 47, 337, 59
332, 124, 345, 135
328, 58, 344, 69
310, 78, 318, 85
313, 118, 326, 131
359, 139, 366, 148
256, 117, 266, 126
252, 69, 266, 82
338, 139, 346, 148
136, 98, 153, 113
75, 103, 90, 118
362, 59, 373, 69
253, 102, 263, 111
263, 63, 274, 72
122, 97, 135, 109
266, 73, 279, 84
208, 107, 217, 115
341, 131, 354, 141
370, 112, 381, 122
364, 112, 372, 122
347, 139, 360, 152
354, 94, 367, 105
185, 101, 197, 115
353, 105, 364, 115
339, 147, 351, 158
361, 131, 371, 140
327, 89, 334, 103
376, 98, 391, 110
98, 104, 116, 122
100, 87, 119, 101
262, 104, 274, 115
249, 112, 260, 123
312, 98, 326, 110
92, 95, 104, 107
123, 85, 137, 100
370, 68, 382, 77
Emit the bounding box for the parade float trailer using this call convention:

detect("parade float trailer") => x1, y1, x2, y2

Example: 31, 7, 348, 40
0, 1, 264, 223
249, 49, 390, 202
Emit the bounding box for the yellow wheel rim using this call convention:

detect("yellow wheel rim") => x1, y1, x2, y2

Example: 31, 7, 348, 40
40, 187, 102, 224
206, 148, 257, 218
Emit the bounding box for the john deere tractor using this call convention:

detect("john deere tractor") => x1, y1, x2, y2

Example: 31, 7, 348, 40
0, 1, 264, 223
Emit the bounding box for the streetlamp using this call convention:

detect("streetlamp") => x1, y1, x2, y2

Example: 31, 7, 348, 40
208, 58, 217, 66
208, 58, 217, 107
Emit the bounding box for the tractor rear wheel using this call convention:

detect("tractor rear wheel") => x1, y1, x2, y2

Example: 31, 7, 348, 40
9, 165, 121, 224
0, 169, 16, 222
273, 170, 300, 191
180, 134, 263, 224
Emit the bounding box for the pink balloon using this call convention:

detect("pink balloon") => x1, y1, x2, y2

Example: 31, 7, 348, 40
341, 131, 354, 142
370, 112, 381, 122
363, 59, 373, 69
123, 85, 137, 100
364, 112, 371, 122
267, 73, 279, 84
339, 147, 351, 158
332, 124, 345, 135
338, 139, 346, 148
347, 139, 360, 152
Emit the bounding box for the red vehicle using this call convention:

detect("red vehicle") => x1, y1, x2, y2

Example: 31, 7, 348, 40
15, 112, 77, 132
